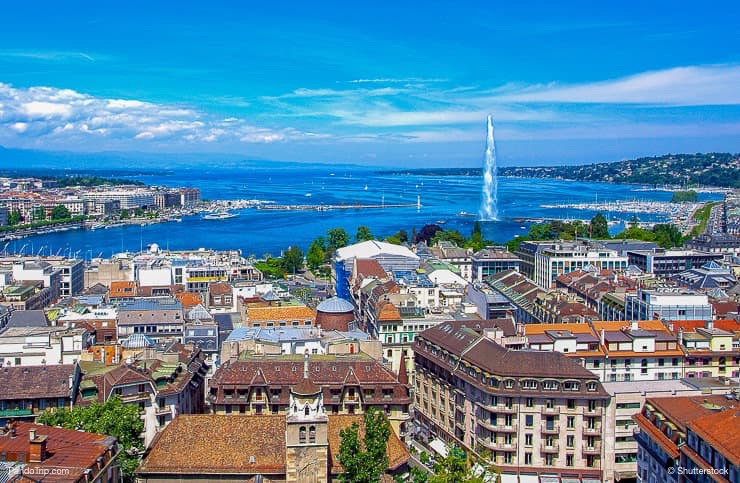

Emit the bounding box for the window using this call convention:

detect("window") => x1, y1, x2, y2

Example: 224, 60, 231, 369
524, 453, 532, 465
567, 435, 575, 448
567, 416, 575, 429
309, 426, 316, 443
522, 380, 537, 390
299, 426, 307, 444
566, 454, 574, 466
525, 415, 534, 428
526, 398, 533, 408
525, 434, 533, 446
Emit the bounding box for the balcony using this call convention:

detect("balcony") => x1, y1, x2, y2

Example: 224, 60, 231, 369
584, 407, 603, 416
0, 408, 34, 418
541, 424, 560, 434
477, 437, 517, 452
541, 442, 560, 453
583, 426, 602, 435
542, 406, 560, 415
583, 442, 602, 454
478, 421, 518, 433
120, 392, 151, 403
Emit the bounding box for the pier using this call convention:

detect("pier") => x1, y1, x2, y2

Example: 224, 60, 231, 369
256, 202, 419, 212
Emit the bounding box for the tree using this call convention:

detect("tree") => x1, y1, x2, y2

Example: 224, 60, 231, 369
134, 207, 145, 217
281, 246, 304, 274
50, 204, 71, 220
327, 228, 350, 254
337, 407, 391, 483
589, 213, 610, 239
120, 209, 130, 219
355, 225, 374, 243
7, 210, 21, 226
431, 229, 466, 248
416, 224, 442, 244
33, 206, 46, 221
652, 223, 683, 248
425, 445, 498, 483
306, 236, 326, 270
36, 396, 144, 482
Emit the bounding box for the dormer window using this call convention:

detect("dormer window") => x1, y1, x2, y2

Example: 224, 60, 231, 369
504, 379, 515, 389
521, 380, 538, 390
586, 382, 598, 392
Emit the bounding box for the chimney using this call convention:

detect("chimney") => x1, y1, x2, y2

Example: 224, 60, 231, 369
630, 320, 639, 331
706, 320, 714, 330
599, 329, 605, 347
303, 349, 309, 379
29, 431, 48, 463
678, 328, 684, 346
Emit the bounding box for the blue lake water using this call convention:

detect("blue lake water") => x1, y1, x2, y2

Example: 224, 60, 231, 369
8, 166, 723, 259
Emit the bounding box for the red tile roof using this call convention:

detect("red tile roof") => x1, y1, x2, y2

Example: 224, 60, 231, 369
687, 407, 740, 466
0, 422, 117, 482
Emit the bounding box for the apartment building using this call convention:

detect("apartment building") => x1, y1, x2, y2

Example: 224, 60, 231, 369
0, 326, 90, 367
670, 319, 740, 378
625, 288, 713, 321
627, 249, 724, 278
633, 394, 740, 483
534, 241, 628, 289
413, 321, 609, 482
116, 297, 184, 342
470, 246, 521, 282
207, 352, 412, 437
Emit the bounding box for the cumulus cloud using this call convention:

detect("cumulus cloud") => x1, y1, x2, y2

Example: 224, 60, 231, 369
0, 81, 326, 149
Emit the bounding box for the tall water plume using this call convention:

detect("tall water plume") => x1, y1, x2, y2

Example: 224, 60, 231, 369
479, 114, 499, 221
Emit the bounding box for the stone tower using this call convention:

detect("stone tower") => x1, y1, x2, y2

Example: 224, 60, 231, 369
285, 352, 329, 483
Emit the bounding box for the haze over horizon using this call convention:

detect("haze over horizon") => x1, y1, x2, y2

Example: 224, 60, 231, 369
1, 1, 739, 168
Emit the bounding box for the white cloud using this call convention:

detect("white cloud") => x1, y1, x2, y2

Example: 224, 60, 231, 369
348, 77, 447, 84
11, 122, 28, 132
487, 64, 740, 106
22, 101, 73, 118
0, 81, 326, 149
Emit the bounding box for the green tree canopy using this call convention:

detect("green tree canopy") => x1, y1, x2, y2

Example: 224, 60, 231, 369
327, 227, 350, 254
306, 236, 326, 270
337, 407, 391, 483
8, 210, 21, 226
50, 204, 71, 220
36, 396, 144, 481
589, 213, 610, 239
281, 246, 304, 274
426, 445, 498, 483
355, 225, 374, 243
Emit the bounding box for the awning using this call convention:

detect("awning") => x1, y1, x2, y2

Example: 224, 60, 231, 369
614, 471, 638, 481
429, 438, 449, 457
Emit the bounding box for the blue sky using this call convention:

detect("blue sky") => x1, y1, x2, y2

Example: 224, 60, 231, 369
1, 1, 739, 167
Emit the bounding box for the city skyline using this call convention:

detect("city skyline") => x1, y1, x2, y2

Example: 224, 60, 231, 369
1, 1, 740, 167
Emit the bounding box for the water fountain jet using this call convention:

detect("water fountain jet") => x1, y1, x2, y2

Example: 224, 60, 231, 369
479, 114, 498, 221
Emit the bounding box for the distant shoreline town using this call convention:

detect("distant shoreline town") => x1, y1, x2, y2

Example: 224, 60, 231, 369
379, 152, 740, 189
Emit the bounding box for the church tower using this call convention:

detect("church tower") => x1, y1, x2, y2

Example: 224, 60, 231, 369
285, 352, 329, 483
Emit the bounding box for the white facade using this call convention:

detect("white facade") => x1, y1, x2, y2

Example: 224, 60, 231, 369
84, 190, 155, 210
0, 327, 88, 366
625, 289, 712, 321
534, 242, 628, 289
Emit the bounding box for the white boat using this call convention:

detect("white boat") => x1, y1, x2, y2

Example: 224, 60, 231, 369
305, 193, 312, 197
203, 211, 239, 220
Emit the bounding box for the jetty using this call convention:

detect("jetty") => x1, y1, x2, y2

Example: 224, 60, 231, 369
256, 203, 418, 212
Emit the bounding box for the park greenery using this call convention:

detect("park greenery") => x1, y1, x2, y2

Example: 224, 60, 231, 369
670, 190, 698, 203
36, 396, 144, 482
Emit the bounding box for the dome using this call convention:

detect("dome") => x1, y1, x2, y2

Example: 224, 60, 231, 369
316, 296, 354, 314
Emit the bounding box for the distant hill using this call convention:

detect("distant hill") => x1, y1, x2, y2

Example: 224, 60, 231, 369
379, 152, 740, 188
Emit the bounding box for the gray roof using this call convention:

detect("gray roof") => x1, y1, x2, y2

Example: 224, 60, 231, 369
316, 296, 355, 314
7, 310, 48, 328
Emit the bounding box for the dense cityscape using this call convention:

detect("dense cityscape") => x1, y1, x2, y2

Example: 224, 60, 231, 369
0, 170, 738, 482
3, 2, 740, 483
